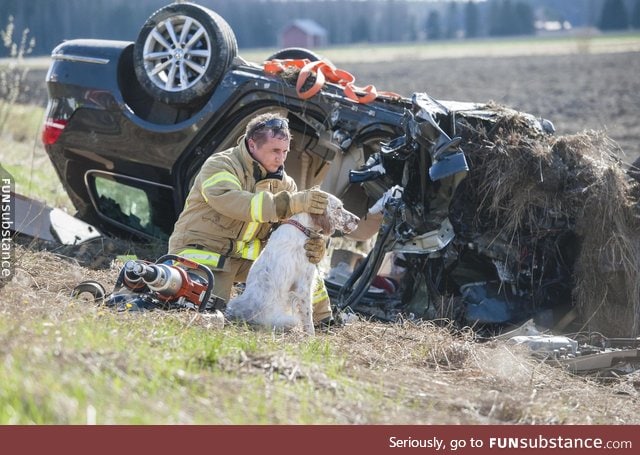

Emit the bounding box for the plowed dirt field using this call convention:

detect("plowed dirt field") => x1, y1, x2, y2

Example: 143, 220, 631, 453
342, 50, 640, 166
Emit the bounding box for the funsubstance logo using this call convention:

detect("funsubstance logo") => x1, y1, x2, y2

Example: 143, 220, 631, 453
1, 164, 14, 285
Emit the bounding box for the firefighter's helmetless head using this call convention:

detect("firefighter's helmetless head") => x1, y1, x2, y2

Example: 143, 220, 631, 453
245, 113, 291, 173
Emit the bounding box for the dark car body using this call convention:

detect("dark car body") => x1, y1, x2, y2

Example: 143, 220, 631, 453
43, 2, 543, 243
43, 37, 408, 241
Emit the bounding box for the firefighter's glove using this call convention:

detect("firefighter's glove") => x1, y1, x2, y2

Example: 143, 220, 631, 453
291, 189, 328, 215
275, 189, 328, 219
304, 234, 327, 264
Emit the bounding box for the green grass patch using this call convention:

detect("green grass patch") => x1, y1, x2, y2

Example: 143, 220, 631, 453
0, 103, 73, 210
1, 158, 72, 211
0, 103, 45, 140
0, 302, 361, 424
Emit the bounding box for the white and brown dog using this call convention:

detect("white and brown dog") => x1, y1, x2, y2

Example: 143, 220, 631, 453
225, 193, 359, 335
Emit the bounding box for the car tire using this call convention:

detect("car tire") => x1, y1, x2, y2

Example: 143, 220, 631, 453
133, 2, 237, 107
267, 47, 325, 62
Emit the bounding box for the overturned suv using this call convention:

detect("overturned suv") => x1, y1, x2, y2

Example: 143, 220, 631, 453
44, 2, 598, 332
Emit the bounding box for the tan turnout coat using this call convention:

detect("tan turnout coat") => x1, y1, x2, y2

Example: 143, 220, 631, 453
168, 139, 296, 266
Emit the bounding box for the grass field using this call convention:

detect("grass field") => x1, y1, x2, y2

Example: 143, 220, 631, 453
0, 104, 73, 210
240, 31, 640, 64
3, 246, 639, 424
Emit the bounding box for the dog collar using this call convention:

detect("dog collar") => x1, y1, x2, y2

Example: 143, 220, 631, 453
283, 219, 316, 238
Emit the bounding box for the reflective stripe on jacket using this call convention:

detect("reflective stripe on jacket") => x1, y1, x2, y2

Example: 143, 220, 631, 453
175, 248, 225, 268
168, 139, 297, 262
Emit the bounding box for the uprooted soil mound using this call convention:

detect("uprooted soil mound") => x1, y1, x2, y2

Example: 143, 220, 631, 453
454, 108, 640, 337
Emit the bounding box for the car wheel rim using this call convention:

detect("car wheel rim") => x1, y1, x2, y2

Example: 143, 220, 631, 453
142, 15, 212, 92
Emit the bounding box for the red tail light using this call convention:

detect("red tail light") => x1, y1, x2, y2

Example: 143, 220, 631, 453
42, 119, 67, 145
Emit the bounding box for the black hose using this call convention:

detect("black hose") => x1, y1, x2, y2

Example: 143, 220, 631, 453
336, 201, 400, 310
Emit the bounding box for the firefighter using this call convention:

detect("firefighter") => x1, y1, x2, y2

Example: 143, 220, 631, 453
168, 112, 334, 325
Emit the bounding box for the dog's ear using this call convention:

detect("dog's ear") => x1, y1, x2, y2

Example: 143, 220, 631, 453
310, 211, 333, 235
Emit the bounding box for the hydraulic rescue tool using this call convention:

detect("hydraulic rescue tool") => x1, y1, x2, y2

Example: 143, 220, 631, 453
72, 254, 222, 312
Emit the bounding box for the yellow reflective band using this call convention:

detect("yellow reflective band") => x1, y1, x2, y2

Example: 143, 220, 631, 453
313, 292, 329, 304
242, 193, 263, 242
312, 285, 329, 304
236, 239, 261, 260
201, 172, 242, 202
177, 248, 222, 268
202, 172, 242, 190
242, 221, 260, 242
250, 192, 265, 222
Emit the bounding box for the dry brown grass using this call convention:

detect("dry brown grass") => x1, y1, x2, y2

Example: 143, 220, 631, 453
327, 319, 639, 424
4, 245, 637, 423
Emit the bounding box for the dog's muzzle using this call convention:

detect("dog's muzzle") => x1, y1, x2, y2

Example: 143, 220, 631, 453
343, 215, 359, 234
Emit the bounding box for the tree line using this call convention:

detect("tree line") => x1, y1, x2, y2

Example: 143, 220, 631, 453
1, 0, 640, 57
600, 0, 640, 30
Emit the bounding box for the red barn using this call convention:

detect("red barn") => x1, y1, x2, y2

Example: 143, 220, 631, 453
280, 19, 328, 49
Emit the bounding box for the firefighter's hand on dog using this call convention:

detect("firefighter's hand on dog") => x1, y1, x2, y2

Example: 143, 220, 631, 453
290, 189, 329, 215
304, 234, 326, 264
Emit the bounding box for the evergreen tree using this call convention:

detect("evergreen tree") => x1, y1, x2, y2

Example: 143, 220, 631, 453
488, 0, 534, 37
465, 1, 480, 38
488, 0, 503, 36
632, 0, 640, 29
501, 0, 517, 35
426, 10, 442, 40
407, 15, 418, 42
445, 1, 459, 39
351, 15, 371, 43
514, 2, 535, 35
599, 0, 629, 30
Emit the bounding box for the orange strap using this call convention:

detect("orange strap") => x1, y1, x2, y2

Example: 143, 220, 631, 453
263, 58, 401, 104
